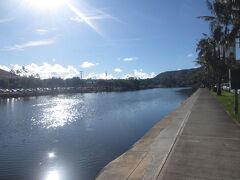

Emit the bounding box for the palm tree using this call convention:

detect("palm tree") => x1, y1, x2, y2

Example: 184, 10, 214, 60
227, 0, 240, 44
196, 35, 218, 89
199, 0, 236, 95
196, 0, 240, 94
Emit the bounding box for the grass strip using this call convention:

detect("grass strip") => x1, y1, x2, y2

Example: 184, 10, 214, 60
210, 90, 240, 123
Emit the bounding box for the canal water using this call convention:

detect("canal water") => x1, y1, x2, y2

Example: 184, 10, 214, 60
0, 88, 193, 180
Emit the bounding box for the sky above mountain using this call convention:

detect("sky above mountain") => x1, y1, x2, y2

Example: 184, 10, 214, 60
0, 0, 210, 79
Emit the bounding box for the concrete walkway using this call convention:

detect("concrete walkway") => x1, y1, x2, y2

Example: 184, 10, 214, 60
158, 88, 240, 180
96, 89, 240, 180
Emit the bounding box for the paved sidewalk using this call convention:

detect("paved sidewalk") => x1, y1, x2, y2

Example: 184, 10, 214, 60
158, 88, 240, 180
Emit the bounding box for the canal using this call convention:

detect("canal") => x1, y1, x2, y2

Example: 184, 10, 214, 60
0, 88, 193, 180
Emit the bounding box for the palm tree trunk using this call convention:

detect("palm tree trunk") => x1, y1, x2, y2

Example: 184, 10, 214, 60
217, 49, 222, 96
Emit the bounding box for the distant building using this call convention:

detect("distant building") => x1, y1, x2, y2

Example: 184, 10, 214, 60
0, 69, 18, 79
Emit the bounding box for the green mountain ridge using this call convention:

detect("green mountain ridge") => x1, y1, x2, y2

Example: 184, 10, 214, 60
152, 68, 202, 88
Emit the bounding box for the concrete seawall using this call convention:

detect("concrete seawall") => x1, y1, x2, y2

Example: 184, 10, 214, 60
96, 89, 200, 180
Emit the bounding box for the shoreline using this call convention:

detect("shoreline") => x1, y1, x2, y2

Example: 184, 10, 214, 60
96, 89, 199, 179
0, 86, 193, 99
0, 87, 150, 99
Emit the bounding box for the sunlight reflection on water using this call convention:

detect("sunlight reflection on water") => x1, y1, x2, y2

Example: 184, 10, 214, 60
0, 88, 192, 180
45, 169, 60, 180
31, 97, 84, 128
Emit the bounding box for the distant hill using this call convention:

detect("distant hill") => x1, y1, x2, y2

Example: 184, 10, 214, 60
152, 68, 202, 88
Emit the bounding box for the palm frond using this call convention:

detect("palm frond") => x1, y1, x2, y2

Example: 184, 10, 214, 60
198, 16, 216, 21
206, 0, 213, 12
209, 20, 218, 33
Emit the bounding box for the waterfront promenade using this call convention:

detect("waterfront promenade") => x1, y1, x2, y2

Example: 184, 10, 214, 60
96, 88, 240, 180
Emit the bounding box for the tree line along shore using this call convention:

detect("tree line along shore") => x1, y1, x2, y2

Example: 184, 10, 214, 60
0, 68, 202, 98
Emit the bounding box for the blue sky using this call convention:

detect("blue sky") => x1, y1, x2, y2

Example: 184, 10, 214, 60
0, 0, 210, 79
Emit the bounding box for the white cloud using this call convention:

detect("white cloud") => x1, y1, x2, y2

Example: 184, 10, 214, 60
2, 63, 155, 80
2, 39, 55, 51
80, 61, 98, 68
79, 69, 155, 80
85, 72, 116, 80
36, 29, 50, 35
10, 63, 79, 79
69, 7, 115, 23
187, 53, 193, 57
114, 68, 122, 73
84, 72, 97, 79
100, 73, 115, 79
123, 57, 138, 62
70, 14, 110, 23
70, 16, 83, 22
122, 69, 156, 79
0, 65, 10, 72
0, 17, 14, 23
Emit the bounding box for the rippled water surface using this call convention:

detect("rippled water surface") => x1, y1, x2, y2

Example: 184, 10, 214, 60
0, 88, 193, 180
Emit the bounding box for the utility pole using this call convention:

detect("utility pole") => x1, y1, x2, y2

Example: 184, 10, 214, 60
80, 71, 83, 80
232, 33, 240, 115
79, 71, 84, 91
105, 72, 108, 80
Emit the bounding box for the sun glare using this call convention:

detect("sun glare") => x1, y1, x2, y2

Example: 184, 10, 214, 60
24, 0, 104, 36
26, 0, 64, 10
